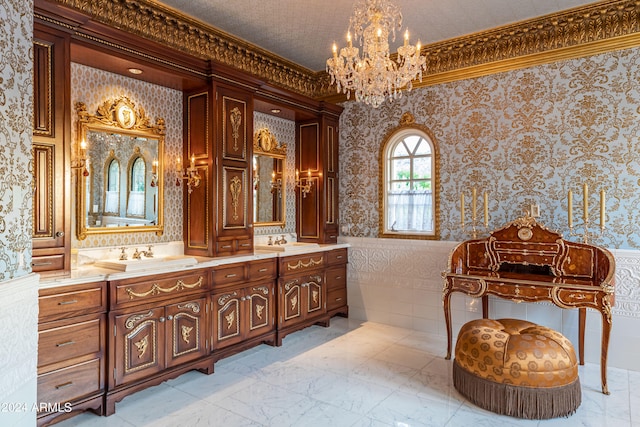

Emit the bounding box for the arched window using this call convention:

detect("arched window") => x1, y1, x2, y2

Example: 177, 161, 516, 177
380, 124, 439, 239
127, 157, 146, 217
104, 158, 120, 214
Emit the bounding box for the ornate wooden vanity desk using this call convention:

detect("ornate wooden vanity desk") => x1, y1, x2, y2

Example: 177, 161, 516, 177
442, 215, 615, 394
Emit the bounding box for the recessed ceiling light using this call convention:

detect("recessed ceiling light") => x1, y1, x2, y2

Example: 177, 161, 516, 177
128, 68, 143, 75
270, 109, 281, 114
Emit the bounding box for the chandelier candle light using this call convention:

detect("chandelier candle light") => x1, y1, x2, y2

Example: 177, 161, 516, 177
326, 0, 427, 108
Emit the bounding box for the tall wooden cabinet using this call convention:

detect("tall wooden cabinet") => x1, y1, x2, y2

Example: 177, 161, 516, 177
32, 24, 71, 274
183, 82, 254, 257
296, 111, 340, 244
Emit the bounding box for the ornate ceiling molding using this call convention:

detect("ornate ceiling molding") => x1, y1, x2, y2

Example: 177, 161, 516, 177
44, 0, 640, 102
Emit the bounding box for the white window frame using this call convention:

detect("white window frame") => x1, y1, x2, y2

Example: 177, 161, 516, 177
380, 126, 439, 240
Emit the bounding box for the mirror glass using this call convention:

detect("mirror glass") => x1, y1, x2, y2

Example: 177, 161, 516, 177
76, 96, 165, 239
253, 128, 286, 227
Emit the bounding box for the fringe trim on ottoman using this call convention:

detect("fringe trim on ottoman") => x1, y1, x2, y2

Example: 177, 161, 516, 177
453, 359, 581, 420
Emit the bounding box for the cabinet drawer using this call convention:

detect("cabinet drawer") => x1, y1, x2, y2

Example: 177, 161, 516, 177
325, 266, 346, 290
327, 248, 348, 265
248, 259, 277, 281
37, 358, 102, 405
216, 240, 236, 255
280, 253, 325, 275
39, 283, 106, 321
111, 271, 207, 308
213, 264, 246, 286
38, 316, 103, 369
327, 288, 347, 310
32, 254, 65, 272
236, 238, 253, 252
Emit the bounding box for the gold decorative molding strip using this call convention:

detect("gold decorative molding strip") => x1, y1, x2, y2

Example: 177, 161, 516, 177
126, 276, 204, 299
286, 257, 324, 271
44, 0, 640, 101
43, 0, 318, 97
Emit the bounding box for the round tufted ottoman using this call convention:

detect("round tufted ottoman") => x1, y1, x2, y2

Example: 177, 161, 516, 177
453, 318, 581, 419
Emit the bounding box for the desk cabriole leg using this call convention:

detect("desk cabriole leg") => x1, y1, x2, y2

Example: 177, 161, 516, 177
443, 288, 452, 360
601, 307, 612, 395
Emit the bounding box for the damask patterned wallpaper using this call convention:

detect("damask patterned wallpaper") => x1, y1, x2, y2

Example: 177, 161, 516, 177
0, 0, 33, 281
71, 63, 183, 248
253, 112, 296, 236
340, 46, 640, 250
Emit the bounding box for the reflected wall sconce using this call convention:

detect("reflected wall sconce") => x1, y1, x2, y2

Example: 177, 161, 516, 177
150, 159, 158, 187
176, 153, 201, 194
270, 171, 282, 194
72, 138, 89, 176
295, 169, 314, 198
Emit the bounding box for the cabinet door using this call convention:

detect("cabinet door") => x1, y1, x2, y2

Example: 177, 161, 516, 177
245, 283, 274, 340
32, 26, 70, 274
166, 298, 208, 367
305, 275, 325, 316
279, 279, 303, 328
211, 289, 244, 349
111, 307, 165, 387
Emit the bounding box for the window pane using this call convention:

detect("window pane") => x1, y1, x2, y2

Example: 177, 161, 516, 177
390, 181, 410, 191
413, 156, 432, 179
392, 141, 410, 157
391, 158, 411, 180
403, 135, 421, 154
414, 139, 431, 155
131, 158, 146, 192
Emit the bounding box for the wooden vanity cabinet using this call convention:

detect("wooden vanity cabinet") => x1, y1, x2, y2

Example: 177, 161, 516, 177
37, 281, 107, 426
277, 252, 328, 345
326, 248, 349, 318
32, 23, 71, 275
210, 258, 277, 360
105, 269, 213, 416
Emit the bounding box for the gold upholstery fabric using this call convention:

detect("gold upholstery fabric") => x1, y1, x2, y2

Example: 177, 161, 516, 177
455, 318, 578, 388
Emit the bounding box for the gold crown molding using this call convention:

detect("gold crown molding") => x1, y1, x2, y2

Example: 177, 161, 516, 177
43, 0, 640, 103
316, 0, 640, 100
44, 0, 319, 97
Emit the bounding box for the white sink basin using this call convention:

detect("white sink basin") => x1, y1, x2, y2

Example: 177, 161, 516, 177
95, 256, 198, 272
254, 242, 320, 252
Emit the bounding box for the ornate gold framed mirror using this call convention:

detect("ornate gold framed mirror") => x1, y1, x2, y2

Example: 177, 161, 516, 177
75, 96, 165, 240
253, 128, 286, 228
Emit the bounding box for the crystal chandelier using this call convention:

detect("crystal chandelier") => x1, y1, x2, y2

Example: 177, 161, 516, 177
326, 0, 426, 108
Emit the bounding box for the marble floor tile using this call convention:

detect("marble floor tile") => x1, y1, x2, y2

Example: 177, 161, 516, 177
54, 317, 639, 427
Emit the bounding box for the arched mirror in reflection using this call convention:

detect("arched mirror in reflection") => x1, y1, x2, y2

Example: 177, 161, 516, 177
76, 96, 165, 239
253, 128, 287, 228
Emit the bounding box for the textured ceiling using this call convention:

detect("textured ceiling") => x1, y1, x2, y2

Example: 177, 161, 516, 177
155, 0, 601, 72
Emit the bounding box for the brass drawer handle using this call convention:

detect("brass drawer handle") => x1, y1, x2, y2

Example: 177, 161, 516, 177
55, 381, 74, 390
336, 255, 343, 259
240, 243, 251, 247
258, 268, 268, 272
55, 340, 75, 347
335, 297, 343, 302
32, 262, 53, 266
58, 299, 78, 305
335, 276, 342, 280
221, 245, 232, 249
225, 273, 237, 278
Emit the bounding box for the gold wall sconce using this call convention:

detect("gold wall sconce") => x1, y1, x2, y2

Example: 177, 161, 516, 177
295, 169, 314, 198
460, 187, 488, 239
72, 138, 89, 176
568, 183, 605, 243
176, 154, 201, 194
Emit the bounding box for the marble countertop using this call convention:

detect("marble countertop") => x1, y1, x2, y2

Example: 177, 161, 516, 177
39, 242, 350, 289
